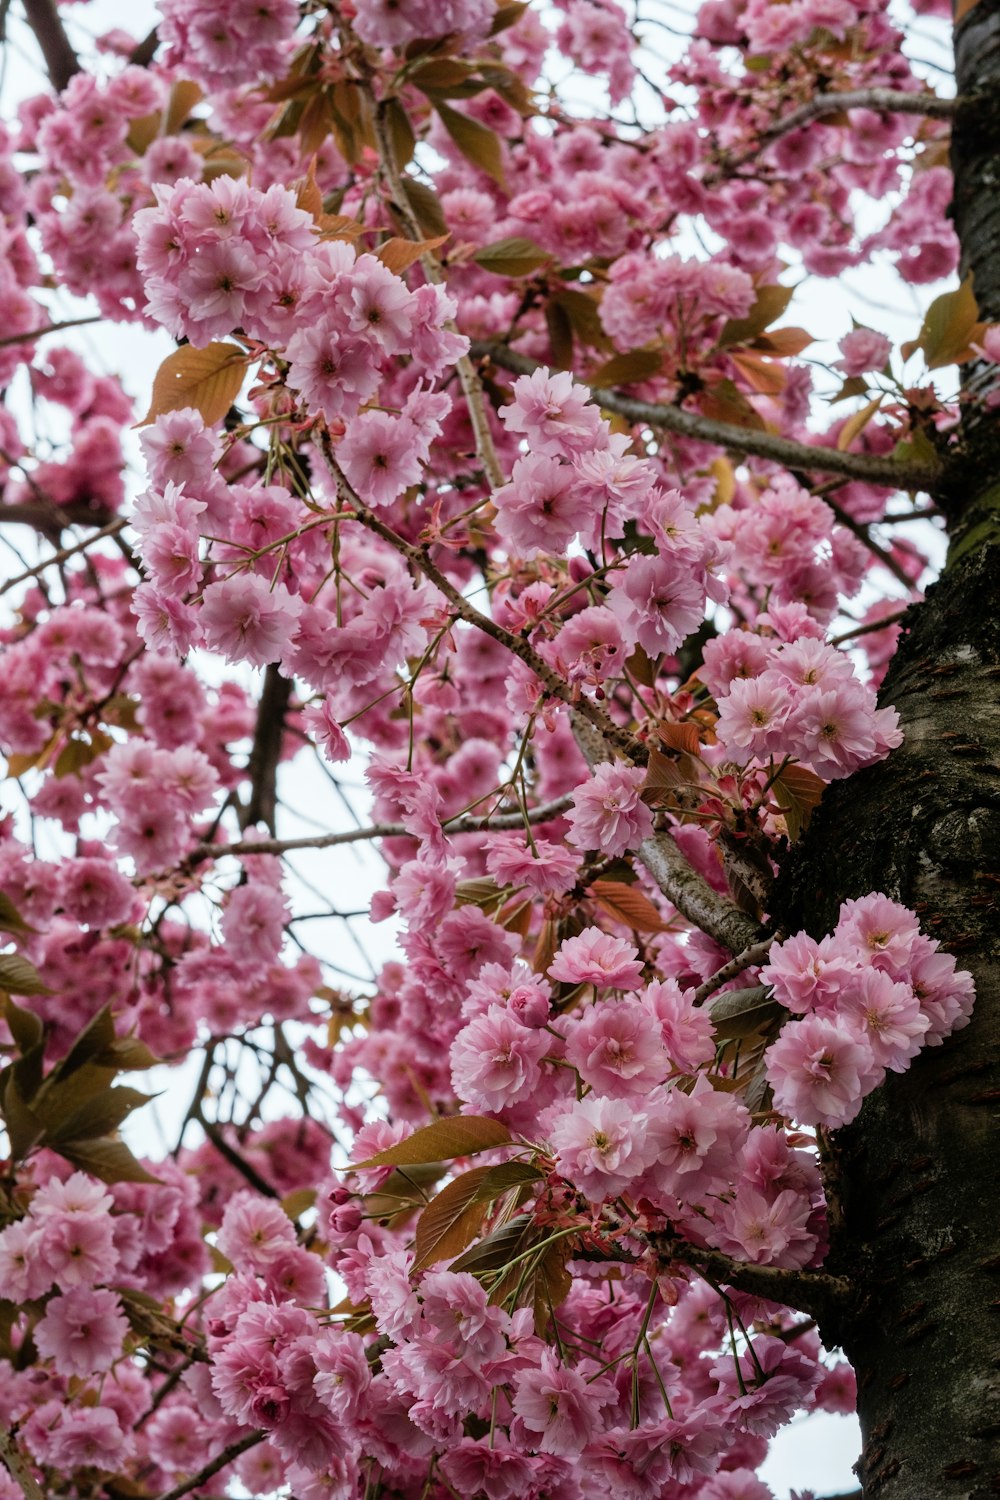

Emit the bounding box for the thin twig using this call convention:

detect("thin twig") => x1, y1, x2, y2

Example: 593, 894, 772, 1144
0, 315, 102, 350
0, 517, 127, 595
21, 0, 79, 90
644, 1231, 854, 1325
572, 714, 766, 956
154, 1431, 264, 1500
0, 1429, 46, 1500
190, 794, 574, 861
691, 933, 781, 1004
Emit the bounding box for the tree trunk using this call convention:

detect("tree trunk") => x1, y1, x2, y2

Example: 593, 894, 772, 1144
774, 25, 1000, 1495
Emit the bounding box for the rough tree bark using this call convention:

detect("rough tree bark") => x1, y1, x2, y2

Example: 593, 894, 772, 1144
776, 12, 1000, 1495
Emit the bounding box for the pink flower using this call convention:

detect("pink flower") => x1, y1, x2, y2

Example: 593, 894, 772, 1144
485, 834, 581, 895
712, 1336, 823, 1441
34, 1286, 128, 1376
835, 327, 892, 377
713, 1182, 818, 1268
493, 454, 589, 556
836, 892, 921, 976
498, 367, 604, 458
761, 930, 860, 1015
766, 1013, 879, 1128
790, 682, 878, 778
200, 573, 300, 667
643, 1075, 750, 1204
565, 762, 653, 858
548, 1093, 650, 1201
216, 1190, 297, 1272
59, 857, 135, 928
840, 967, 928, 1073
512, 1349, 614, 1455
564, 997, 666, 1096
49, 1407, 133, 1471
909, 938, 976, 1044
440, 1435, 536, 1500
715, 672, 791, 764
338, 411, 424, 508
548, 928, 644, 990
608, 552, 707, 657
450, 1004, 550, 1112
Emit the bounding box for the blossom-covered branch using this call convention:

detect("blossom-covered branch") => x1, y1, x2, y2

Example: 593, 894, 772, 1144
472, 342, 944, 490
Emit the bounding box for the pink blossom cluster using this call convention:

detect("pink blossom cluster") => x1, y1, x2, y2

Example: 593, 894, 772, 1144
763, 895, 975, 1127
133, 177, 464, 400
706, 628, 902, 780
158, 0, 300, 89
351, 0, 495, 48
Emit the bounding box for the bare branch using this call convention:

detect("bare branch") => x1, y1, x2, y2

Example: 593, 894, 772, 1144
0, 1428, 45, 1500
191, 794, 574, 862
471, 342, 943, 492
759, 87, 958, 141
241, 666, 294, 834
640, 828, 766, 954
0, 316, 101, 350
691, 933, 781, 1003
154, 1431, 264, 1500
645, 1230, 854, 1325
0, 518, 127, 596
21, 0, 80, 90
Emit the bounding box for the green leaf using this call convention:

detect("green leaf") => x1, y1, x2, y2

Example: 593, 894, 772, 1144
489, 1, 529, 33
413, 1166, 493, 1271
0, 893, 35, 937
353, 1115, 512, 1169
591, 349, 663, 386
57, 1136, 161, 1185
552, 287, 611, 352
400, 179, 448, 238
433, 101, 506, 186
0, 1069, 45, 1159
96, 1035, 162, 1072
383, 95, 416, 168
772, 763, 827, 841
45, 1086, 153, 1145
0, 994, 43, 1052
913, 275, 981, 370
710, 986, 781, 1041
0, 953, 52, 997
473, 236, 551, 277
53, 1005, 117, 1081
719, 284, 795, 348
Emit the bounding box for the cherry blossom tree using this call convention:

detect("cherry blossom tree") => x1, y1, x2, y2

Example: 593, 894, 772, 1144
0, 2, 996, 1498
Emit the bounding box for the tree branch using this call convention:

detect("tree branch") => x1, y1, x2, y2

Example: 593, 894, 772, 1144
645, 1230, 854, 1326
21, 0, 79, 91
572, 714, 766, 954
470, 342, 942, 491
154, 1431, 264, 1500
192, 795, 574, 862
241, 665, 293, 834
758, 87, 958, 142
691, 933, 780, 1003
0, 518, 127, 596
